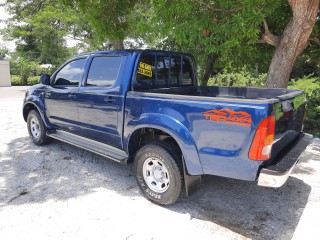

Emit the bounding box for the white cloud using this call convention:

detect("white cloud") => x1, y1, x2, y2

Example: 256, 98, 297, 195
0, 1, 15, 51
0, 0, 10, 29
0, 0, 9, 19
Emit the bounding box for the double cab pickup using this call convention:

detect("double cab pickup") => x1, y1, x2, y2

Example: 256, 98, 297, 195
23, 50, 312, 205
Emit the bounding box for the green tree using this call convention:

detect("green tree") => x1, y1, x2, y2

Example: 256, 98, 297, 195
1, 0, 92, 66
9, 57, 40, 85
146, 0, 319, 87
61, 0, 138, 49
62, 0, 320, 87
261, 0, 319, 88
16, 0, 317, 88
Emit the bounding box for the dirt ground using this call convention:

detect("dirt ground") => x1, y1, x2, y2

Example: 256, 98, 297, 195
0, 86, 319, 240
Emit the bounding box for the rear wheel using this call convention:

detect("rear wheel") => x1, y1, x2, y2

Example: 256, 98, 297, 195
134, 142, 184, 205
27, 110, 50, 145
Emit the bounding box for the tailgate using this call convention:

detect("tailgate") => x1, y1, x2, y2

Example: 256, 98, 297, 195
268, 90, 306, 165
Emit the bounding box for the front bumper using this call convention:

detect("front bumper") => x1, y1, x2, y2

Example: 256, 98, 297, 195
258, 133, 313, 188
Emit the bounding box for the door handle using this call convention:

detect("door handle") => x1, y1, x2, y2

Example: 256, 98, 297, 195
104, 96, 116, 103
68, 93, 76, 100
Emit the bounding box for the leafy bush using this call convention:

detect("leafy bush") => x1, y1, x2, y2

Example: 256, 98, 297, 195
28, 76, 40, 85
10, 58, 42, 85
11, 75, 40, 86
207, 68, 266, 87
289, 75, 320, 136
11, 75, 23, 86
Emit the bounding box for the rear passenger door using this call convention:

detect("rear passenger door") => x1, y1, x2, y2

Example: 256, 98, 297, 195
77, 55, 123, 149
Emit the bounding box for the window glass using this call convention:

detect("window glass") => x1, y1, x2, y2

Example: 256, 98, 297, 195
170, 56, 181, 87
86, 56, 122, 87
54, 59, 86, 86
135, 54, 156, 90
182, 56, 194, 86
134, 53, 195, 90
157, 56, 169, 88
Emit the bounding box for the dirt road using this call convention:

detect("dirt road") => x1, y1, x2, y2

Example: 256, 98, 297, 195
0, 86, 319, 240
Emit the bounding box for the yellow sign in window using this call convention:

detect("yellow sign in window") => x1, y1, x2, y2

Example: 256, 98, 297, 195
138, 62, 153, 78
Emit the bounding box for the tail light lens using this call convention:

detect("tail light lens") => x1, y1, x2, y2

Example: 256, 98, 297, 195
249, 115, 275, 161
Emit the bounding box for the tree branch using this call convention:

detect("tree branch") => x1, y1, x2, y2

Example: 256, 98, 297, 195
193, 0, 241, 13
287, 0, 295, 8
257, 19, 281, 47
309, 37, 320, 45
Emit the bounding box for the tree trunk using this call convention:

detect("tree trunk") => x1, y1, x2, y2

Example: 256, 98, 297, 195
113, 40, 124, 50
202, 54, 217, 86
265, 0, 319, 88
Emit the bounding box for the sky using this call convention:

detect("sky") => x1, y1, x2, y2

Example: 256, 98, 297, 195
0, 0, 15, 51
0, 0, 8, 27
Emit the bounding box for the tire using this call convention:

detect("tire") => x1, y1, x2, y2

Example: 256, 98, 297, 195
27, 110, 50, 145
134, 142, 184, 205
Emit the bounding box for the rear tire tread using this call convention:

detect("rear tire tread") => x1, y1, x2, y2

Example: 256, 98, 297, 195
134, 140, 184, 205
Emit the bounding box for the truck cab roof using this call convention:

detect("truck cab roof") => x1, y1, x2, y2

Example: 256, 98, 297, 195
77, 49, 194, 57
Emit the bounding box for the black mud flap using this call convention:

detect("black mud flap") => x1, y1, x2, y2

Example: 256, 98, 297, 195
182, 158, 202, 196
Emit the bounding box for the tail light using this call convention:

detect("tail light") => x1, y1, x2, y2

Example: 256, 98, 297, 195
249, 115, 275, 161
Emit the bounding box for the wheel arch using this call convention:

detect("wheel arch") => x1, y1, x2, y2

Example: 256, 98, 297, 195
23, 101, 51, 128
125, 114, 203, 176
23, 102, 39, 122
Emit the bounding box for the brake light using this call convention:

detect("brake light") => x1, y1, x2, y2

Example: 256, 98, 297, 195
249, 115, 275, 161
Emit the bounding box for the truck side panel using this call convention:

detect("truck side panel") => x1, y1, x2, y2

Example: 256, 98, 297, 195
124, 92, 270, 181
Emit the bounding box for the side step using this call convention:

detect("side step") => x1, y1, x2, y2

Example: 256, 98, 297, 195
48, 130, 128, 163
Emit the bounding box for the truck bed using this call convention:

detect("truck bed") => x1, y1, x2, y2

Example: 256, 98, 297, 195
127, 85, 306, 180
141, 86, 304, 104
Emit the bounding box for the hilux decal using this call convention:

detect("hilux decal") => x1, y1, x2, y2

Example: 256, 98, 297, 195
203, 108, 252, 127
138, 62, 153, 78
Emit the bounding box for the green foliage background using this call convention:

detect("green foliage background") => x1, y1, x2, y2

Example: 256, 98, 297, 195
289, 76, 320, 136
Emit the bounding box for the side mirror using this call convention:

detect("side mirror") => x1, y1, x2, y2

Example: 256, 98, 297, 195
40, 74, 51, 85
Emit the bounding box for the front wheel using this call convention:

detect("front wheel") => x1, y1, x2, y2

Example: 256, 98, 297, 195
27, 110, 50, 145
134, 142, 184, 205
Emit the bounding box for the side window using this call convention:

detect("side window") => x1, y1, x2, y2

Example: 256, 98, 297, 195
54, 58, 86, 86
86, 56, 122, 87
135, 54, 156, 90
157, 56, 169, 88
170, 56, 181, 87
182, 56, 194, 86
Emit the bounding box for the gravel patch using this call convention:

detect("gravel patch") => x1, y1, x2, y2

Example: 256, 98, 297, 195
0, 86, 319, 240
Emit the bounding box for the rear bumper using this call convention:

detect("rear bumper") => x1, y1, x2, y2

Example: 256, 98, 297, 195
258, 133, 313, 188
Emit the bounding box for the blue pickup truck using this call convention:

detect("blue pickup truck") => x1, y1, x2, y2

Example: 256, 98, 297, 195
23, 50, 312, 205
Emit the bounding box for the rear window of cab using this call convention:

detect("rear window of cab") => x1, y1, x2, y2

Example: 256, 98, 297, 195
134, 53, 195, 90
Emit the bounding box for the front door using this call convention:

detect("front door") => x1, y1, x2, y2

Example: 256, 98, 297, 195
77, 55, 123, 149
45, 58, 87, 132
